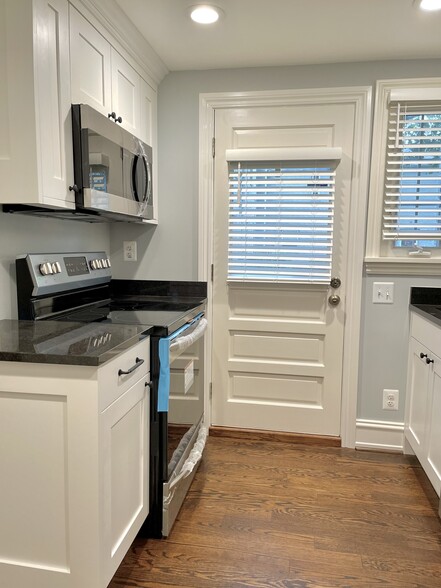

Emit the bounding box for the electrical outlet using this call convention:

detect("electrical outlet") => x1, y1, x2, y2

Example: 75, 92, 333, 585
383, 389, 399, 410
123, 241, 137, 262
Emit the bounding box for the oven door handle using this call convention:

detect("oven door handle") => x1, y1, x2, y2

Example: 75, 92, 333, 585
169, 317, 207, 353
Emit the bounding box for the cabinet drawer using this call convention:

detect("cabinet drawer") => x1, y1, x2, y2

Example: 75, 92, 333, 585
98, 338, 150, 411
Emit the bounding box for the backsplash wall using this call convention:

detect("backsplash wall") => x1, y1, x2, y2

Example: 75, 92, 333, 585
0, 212, 110, 319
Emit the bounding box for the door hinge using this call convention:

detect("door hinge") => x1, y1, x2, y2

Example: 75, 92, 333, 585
210, 263, 214, 282
209, 382, 213, 399
212, 137, 215, 158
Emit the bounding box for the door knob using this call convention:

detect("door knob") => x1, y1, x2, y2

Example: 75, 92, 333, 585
328, 294, 340, 306
330, 277, 341, 289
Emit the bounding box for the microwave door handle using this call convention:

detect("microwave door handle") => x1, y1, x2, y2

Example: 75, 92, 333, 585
131, 155, 140, 202
141, 156, 149, 202
146, 158, 152, 204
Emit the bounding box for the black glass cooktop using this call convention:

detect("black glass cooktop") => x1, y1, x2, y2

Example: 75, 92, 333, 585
56, 299, 205, 336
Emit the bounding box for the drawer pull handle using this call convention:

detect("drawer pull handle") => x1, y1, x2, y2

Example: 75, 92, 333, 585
420, 352, 428, 359
426, 357, 434, 365
118, 357, 144, 376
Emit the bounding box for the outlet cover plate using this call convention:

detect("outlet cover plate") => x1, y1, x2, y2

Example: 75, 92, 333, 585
383, 389, 399, 410
123, 241, 137, 262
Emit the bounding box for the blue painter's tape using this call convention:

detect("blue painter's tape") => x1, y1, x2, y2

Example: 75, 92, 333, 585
158, 336, 171, 412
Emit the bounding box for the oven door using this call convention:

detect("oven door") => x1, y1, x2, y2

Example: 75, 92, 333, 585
158, 313, 208, 536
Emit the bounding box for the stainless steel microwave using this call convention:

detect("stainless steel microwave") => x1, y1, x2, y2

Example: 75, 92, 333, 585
71, 103, 153, 222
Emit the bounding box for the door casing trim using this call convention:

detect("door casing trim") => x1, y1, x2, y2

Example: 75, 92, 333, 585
198, 87, 372, 448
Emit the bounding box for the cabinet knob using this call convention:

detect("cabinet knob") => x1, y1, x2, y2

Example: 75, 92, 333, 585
69, 184, 79, 193
116, 116, 123, 124
108, 112, 116, 120
420, 352, 428, 359
426, 357, 434, 365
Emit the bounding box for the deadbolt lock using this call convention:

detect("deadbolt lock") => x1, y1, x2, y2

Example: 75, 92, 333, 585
328, 294, 341, 307
330, 277, 341, 289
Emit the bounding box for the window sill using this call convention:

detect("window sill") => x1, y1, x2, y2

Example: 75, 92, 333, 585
364, 257, 441, 276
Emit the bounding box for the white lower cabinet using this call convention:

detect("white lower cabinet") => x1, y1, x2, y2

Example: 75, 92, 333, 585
0, 338, 150, 588
101, 377, 149, 585
405, 312, 441, 496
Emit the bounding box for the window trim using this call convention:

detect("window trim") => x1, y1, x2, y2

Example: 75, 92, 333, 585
365, 77, 441, 276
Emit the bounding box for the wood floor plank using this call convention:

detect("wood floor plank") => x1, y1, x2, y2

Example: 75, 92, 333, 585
110, 436, 441, 588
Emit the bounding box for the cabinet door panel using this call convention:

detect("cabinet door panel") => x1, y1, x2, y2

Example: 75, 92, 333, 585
405, 338, 430, 461
426, 360, 441, 495
100, 377, 149, 585
35, 0, 74, 207
111, 48, 140, 136
70, 6, 111, 116
140, 76, 156, 146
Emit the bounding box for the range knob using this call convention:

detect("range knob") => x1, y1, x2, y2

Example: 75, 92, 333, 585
96, 259, 103, 269
39, 262, 53, 276
51, 262, 62, 274
89, 259, 98, 270
106, 258, 111, 268
101, 258, 108, 268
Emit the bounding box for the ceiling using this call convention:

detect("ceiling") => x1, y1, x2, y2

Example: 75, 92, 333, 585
115, 0, 441, 72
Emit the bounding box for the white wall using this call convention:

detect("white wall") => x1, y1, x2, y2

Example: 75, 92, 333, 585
109, 58, 441, 426
0, 212, 109, 319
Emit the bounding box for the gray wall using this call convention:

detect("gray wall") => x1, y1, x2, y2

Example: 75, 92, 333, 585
359, 275, 440, 422
109, 58, 441, 424
0, 212, 109, 319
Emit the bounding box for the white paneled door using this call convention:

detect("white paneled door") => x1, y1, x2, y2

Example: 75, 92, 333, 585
211, 102, 358, 436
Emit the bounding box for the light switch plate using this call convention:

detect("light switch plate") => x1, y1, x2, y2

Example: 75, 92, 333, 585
373, 282, 394, 304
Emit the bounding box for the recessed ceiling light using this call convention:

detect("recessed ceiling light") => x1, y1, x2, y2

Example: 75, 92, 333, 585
419, 0, 441, 10
190, 5, 222, 24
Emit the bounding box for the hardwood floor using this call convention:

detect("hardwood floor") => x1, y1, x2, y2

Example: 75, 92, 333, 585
109, 436, 441, 588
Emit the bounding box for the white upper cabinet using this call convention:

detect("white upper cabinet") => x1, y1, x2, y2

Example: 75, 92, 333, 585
0, 0, 74, 209
111, 48, 141, 137
69, 5, 112, 117
70, 6, 156, 144
139, 76, 157, 146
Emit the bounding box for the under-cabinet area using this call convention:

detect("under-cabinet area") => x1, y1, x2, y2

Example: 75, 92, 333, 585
0, 332, 150, 588
405, 309, 441, 496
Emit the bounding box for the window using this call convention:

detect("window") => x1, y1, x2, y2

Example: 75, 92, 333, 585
384, 101, 441, 244
226, 147, 341, 283
365, 78, 441, 274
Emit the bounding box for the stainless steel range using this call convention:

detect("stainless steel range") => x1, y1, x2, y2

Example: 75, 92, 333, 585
16, 251, 208, 537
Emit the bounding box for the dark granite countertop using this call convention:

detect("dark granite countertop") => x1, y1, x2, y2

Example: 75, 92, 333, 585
0, 320, 153, 366
410, 287, 441, 329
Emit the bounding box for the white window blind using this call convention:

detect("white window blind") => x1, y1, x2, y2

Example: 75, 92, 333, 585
227, 149, 341, 283
383, 101, 441, 241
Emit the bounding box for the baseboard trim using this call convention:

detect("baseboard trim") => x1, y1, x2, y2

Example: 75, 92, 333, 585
209, 426, 341, 447
355, 419, 404, 452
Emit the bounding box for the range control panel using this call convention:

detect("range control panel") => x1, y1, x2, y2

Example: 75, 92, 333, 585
17, 252, 112, 297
